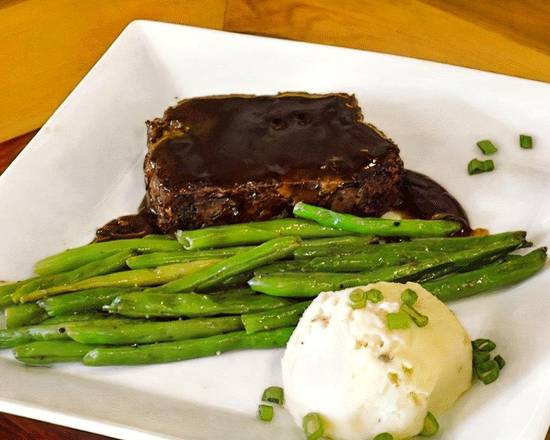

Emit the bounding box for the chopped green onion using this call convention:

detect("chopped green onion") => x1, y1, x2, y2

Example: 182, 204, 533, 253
386, 311, 412, 330
520, 134, 533, 149
475, 359, 500, 384
373, 433, 394, 440
350, 288, 384, 309
262, 386, 284, 405
349, 288, 367, 309
420, 411, 439, 436
303, 412, 325, 440
366, 288, 383, 303
471, 338, 503, 384
400, 288, 418, 306
476, 139, 498, 155
401, 303, 429, 327
473, 350, 491, 365
257, 404, 273, 422
494, 354, 506, 370
472, 338, 496, 352
468, 158, 495, 175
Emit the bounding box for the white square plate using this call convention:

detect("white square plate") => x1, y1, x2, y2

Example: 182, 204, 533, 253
1, 20, 549, 440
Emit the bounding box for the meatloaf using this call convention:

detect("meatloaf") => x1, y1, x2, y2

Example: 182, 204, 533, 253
144, 92, 403, 233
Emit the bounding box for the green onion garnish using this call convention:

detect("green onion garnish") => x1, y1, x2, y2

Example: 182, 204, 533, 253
257, 404, 273, 422
475, 359, 500, 384
400, 288, 418, 306
472, 338, 496, 352
472, 338, 503, 385
468, 158, 495, 175
262, 386, 284, 405
473, 350, 491, 365
373, 433, 394, 440
366, 288, 383, 303
349, 288, 367, 309
386, 311, 412, 330
302, 412, 324, 440
520, 134, 533, 149
419, 411, 439, 437
476, 139, 498, 155
401, 303, 429, 327
494, 354, 506, 370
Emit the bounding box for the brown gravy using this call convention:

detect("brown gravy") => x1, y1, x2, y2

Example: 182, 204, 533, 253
396, 170, 470, 233
95, 199, 161, 242
95, 169, 470, 241
149, 94, 396, 187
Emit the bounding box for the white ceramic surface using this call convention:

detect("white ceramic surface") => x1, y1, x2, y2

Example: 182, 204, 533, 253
0, 20, 549, 440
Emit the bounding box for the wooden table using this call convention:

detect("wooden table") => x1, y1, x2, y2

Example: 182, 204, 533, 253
1, 1, 549, 438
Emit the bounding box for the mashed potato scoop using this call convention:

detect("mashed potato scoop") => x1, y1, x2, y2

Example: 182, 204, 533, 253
282, 281, 472, 440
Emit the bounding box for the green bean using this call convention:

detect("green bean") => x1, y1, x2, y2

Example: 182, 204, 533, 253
12, 251, 133, 303
384, 232, 528, 252
0, 295, 13, 309
423, 248, 547, 302
294, 231, 528, 259
14, 340, 96, 365
254, 260, 312, 275
5, 309, 133, 329
157, 237, 300, 293
249, 241, 524, 297
1, 288, 17, 309
142, 234, 175, 240
1, 282, 22, 302
241, 301, 311, 334
20, 259, 220, 303
197, 273, 255, 292
41, 313, 115, 325
4, 303, 48, 329
105, 291, 291, 318
176, 219, 347, 250
210, 272, 254, 290
67, 316, 243, 345
126, 247, 252, 269
306, 250, 442, 272
204, 287, 256, 296
83, 327, 294, 366
38, 287, 140, 316
1, 280, 41, 308
294, 236, 375, 258
415, 251, 509, 283
294, 202, 462, 237
306, 232, 526, 272
0, 323, 70, 348
0, 282, 20, 297
35, 237, 183, 276
0, 317, 138, 349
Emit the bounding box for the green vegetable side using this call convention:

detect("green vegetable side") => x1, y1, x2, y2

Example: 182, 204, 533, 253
0, 204, 545, 375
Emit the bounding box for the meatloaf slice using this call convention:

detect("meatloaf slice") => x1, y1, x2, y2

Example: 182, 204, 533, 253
144, 92, 403, 232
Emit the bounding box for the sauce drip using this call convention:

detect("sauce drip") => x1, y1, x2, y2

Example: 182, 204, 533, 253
96, 169, 470, 241
397, 170, 470, 233
95, 199, 160, 242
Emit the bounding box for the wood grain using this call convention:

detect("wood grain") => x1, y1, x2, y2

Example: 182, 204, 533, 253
0, 412, 110, 440
224, 0, 550, 83
1, 1, 549, 439
0, 130, 38, 174
0, 0, 226, 142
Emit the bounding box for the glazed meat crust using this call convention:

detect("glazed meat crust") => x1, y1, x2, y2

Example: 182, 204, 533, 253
144, 92, 403, 232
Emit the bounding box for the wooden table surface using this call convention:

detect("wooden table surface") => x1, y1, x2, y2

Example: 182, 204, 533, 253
1, 0, 549, 438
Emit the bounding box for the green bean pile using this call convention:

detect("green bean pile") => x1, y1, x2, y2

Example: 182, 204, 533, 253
0, 202, 546, 366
